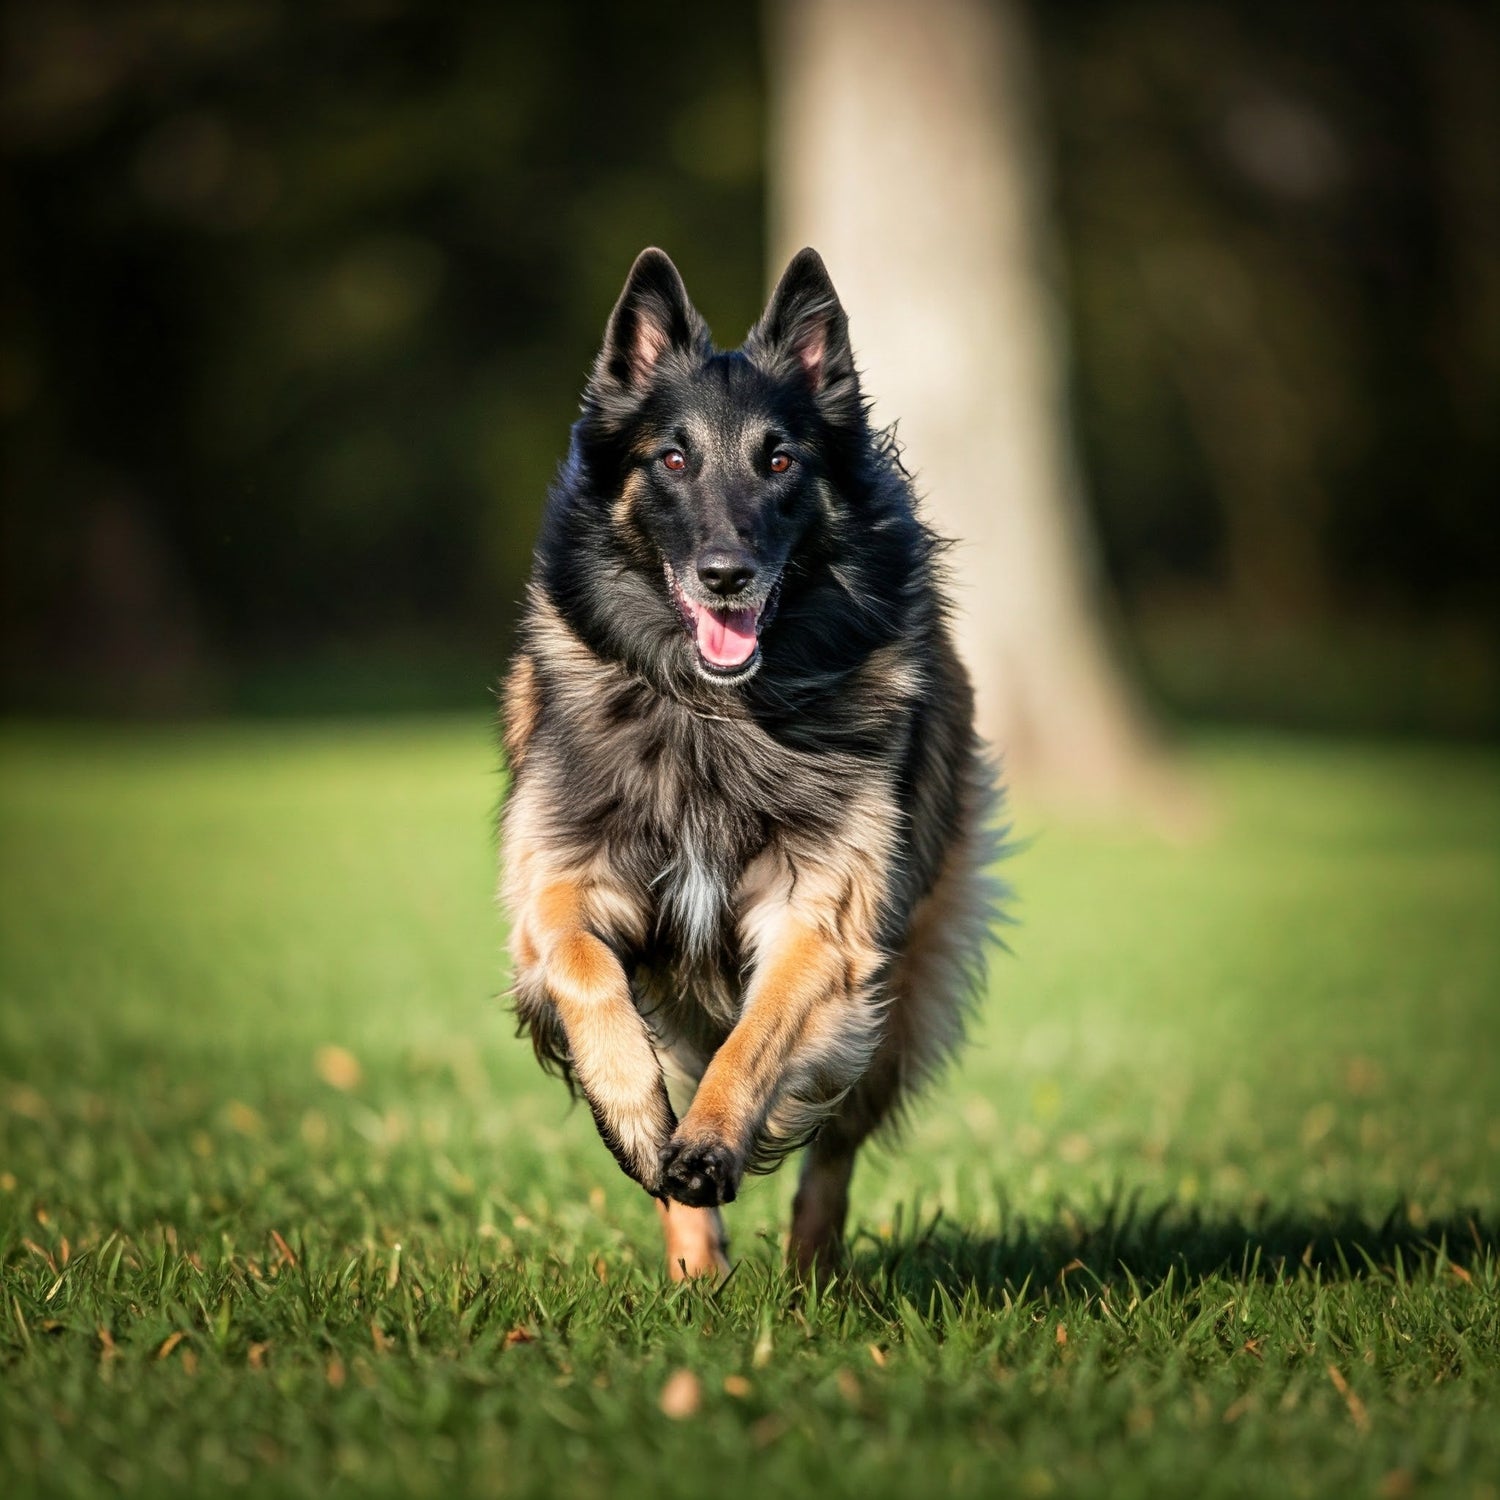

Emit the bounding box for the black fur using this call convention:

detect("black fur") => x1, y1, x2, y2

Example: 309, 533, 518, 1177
502, 248, 1003, 1219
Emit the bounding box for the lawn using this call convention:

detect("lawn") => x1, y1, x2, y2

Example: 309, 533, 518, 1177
1, 719, 1497, 1499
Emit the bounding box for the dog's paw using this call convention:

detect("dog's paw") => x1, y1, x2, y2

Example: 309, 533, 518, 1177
581, 1084, 676, 1198
659, 1135, 741, 1208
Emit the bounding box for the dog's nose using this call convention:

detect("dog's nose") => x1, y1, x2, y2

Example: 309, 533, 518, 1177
696, 548, 757, 598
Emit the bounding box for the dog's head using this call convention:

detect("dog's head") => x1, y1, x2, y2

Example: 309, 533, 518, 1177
544, 248, 895, 693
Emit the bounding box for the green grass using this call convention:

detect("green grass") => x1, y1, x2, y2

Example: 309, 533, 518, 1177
2, 719, 1498, 1499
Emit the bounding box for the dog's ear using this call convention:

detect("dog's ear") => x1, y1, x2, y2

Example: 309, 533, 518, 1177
749, 248, 860, 424
590, 248, 708, 400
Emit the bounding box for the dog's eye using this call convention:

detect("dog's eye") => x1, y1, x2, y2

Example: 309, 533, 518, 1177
768, 452, 792, 474
661, 449, 687, 473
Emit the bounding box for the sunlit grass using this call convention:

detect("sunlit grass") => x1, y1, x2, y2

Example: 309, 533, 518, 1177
2, 720, 1497, 1498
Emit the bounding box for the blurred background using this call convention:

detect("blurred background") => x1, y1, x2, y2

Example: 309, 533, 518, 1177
3, 0, 1496, 757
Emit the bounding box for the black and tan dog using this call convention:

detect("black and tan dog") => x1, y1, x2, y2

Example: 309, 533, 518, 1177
500, 247, 1004, 1278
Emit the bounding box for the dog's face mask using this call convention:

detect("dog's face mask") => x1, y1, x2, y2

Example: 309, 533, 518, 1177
575, 248, 865, 687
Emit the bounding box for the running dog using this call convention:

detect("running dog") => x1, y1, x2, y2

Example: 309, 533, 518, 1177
500, 247, 1004, 1277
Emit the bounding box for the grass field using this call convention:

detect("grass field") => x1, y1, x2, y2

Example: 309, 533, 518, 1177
2, 719, 1498, 1498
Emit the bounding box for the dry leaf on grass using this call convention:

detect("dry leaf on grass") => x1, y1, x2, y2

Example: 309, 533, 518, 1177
1326, 1364, 1370, 1433
314, 1045, 362, 1092
659, 1368, 701, 1419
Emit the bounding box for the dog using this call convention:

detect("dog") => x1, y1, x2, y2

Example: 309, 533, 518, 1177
499, 246, 1004, 1278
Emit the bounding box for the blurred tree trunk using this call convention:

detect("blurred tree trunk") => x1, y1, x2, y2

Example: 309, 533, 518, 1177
767, 0, 1163, 803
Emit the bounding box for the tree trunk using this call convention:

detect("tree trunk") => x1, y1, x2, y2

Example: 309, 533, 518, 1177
766, 0, 1162, 803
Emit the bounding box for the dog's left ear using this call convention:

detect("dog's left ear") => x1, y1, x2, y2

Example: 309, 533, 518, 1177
749, 248, 860, 425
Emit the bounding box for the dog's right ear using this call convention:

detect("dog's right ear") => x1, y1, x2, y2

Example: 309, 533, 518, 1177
589, 249, 708, 402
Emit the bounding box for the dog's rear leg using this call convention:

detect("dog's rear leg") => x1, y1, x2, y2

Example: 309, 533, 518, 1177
789, 1131, 859, 1277
656, 1199, 730, 1280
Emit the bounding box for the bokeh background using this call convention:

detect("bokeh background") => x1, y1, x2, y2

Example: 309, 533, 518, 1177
4, 11, 1500, 1494
3, 0, 1497, 742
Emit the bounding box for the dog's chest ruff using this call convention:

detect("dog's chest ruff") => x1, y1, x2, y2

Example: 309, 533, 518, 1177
654, 832, 728, 962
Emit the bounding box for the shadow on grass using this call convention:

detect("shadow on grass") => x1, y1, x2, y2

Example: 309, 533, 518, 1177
848, 1193, 1496, 1305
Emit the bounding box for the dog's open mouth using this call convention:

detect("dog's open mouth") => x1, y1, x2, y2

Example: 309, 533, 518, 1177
664, 563, 780, 679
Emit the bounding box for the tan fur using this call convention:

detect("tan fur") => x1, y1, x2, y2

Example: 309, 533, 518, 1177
611, 469, 650, 533
501, 654, 540, 772
504, 860, 672, 1187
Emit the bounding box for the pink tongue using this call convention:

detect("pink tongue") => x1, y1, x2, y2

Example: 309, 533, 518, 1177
693, 603, 758, 668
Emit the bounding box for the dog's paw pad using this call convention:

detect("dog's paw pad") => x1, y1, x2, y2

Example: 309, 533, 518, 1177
659, 1138, 739, 1208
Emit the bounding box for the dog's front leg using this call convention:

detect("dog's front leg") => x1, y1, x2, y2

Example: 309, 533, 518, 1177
514, 879, 675, 1194
658, 908, 881, 1208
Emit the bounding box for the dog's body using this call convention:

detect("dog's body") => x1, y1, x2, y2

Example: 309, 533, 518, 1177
500, 248, 1003, 1275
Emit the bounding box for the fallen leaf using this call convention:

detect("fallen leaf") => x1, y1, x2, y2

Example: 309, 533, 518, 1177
867, 1343, 887, 1368
326, 1356, 346, 1389
247, 1342, 270, 1369
1055, 1323, 1068, 1346
225, 1101, 263, 1136
156, 1331, 187, 1360
314, 1045, 362, 1092
22, 1239, 56, 1273
269, 1230, 297, 1269
723, 1374, 752, 1398
659, 1368, 701, 1420
503, 1326, 535, 1348
1326, 1364, 1370, 1433
1449, 1264, 1472, 1285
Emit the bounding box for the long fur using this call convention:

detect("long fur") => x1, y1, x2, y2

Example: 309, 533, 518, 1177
499, 248, 1006, 1254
